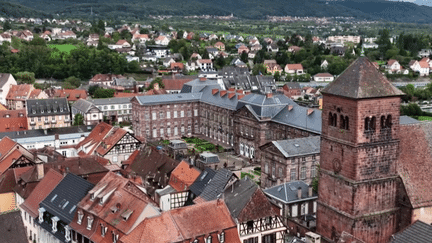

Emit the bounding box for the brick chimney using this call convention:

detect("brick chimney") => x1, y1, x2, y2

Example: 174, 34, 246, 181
297, 187, 302, 199
36, 163, 44, 180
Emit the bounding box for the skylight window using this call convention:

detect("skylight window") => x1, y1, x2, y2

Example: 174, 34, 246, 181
51, 194, 58, 202
69, 205, 77, 214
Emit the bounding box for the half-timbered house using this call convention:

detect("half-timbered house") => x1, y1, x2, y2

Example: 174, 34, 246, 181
75, 122, 141, 164
0, 136, 42, 175
224, 178, 287, 243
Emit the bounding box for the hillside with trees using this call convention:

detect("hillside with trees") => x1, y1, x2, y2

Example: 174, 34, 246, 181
5, 0, 432, 23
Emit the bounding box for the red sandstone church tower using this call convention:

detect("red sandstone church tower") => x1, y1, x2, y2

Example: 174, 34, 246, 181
316, 57, 404, 242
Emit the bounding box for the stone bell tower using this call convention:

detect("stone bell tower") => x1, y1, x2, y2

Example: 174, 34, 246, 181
316, 57, 404, 243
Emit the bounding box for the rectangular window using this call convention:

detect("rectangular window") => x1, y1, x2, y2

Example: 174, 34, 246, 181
194, 109, 198, 116
300, 166, 307, 180
174, 111, 178, 118
290, 169, 296, 181
159, 111, 164, 119
167, 112, 171, 119
152, 112, 156, 120
160, 128, 164, 137
145, 113, 149, 120
180, 111, 184, 118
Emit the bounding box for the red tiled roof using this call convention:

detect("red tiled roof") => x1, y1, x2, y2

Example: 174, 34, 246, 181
20, 169, 63, 218
419, 61, 429, 69
120, 200, 240, 243
285, 64, 303, 70
387, 59, 398, 66
398, 122, 432, 208
90, 74, 124, 82
114, 92, 141, 98
122, 150, 140, 166
314, 73, 333, 78
0, 110, 27, 132
214, 41, 225, 47
95, 128, 127, 155
116, 40, 129, 45
76, 122, 113, 154
76, 172, 158, 236
29, 89, 43, 99
6, 84, 33, 100
169, 161, 200, 192
162, 78, 194, 91
170, 62, 184, 70
54, 89, 88, 101
199, 59, 212, 64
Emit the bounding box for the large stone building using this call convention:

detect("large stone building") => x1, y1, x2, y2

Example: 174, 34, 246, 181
316, 57, 404, 242
26, 98, 71, 129
132, 78, 321, 163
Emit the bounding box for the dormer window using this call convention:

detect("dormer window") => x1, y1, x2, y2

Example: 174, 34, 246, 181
121, 210, 133, 221
77, 210, 83, 225
219, 231, 225, 243
51, 216, 60, 233
206, 235, 212, 243
87, 215, 94, 230
101, 224, 107, 237
112, 231, 119, 243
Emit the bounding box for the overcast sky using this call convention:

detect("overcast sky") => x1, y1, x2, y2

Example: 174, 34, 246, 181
389, 0, 432, 6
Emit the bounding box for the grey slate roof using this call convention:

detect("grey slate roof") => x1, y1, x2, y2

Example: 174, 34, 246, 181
391, 220, 432, 243
285, 82, 301, 90
180, 78, 221, 93
189, 167, 216, 197
199, 168, 233, 201
271, 136, 321, 158
264, 181, 317, 204
272, 105, 322, 134
72, 99, 96, 113
400, 115, 420, 125
223, 75, 276, 92
112, 77, 136, 88
238, 93, 295, 120
89, 97, 132, 105
223, 177, 258, 219
0, 211, 28, 243
321, 57, 404, 99
199, 85, 241, 110
218, 66, 249, 77
26, 98, 70, 117
135, 93, 202, 106
0, 125, 94, 140
40, 173, 94, 224
0, 73, 13, 88
199, 152, 220, 164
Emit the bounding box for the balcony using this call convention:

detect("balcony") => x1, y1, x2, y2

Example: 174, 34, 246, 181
51, 120, 57, 124
44, 120, 50, 124
30, 121, 35, 125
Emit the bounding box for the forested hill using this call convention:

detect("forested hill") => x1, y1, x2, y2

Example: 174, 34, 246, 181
5, 0, 432, 23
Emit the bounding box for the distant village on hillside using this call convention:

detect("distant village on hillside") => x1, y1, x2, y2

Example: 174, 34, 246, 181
0, 16, 432, 243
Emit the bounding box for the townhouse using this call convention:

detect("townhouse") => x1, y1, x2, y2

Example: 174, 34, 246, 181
26, 98, 71, 129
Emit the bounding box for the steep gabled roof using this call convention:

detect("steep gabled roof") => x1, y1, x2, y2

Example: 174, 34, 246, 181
169, 161, 200, 192
321, 57, 404, 99
20, 169, 63, 218
398, 122, 432, 208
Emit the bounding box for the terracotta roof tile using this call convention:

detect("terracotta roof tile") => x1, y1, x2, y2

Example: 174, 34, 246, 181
314, 73, 333, 78
121, 200, 240, 243
169, 161, 200, 192
90, 74, 125, 82
20, 169, 63, 218
54, 89, 88, 101
0, 110, 28, 132
285, 64, 303, 70
6, 84, 33, 100
419, 61, 429, 69
398, 122, 432, 208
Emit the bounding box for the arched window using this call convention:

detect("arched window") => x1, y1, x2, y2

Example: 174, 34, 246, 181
386, 115, 392, 128
333, 113, 337, 127
345, 116, 349, 130
329, 112, 333, 126
370, 116, 376, 130
340, 115, 345, 129
381, 115, 386, 129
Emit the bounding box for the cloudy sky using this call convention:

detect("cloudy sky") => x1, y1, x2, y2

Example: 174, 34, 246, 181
390, 0, 432, 6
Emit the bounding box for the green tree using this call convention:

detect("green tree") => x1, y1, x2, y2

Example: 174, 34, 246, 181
240, 51, 248, 63
3, 21, 11, 31
252, 64, 266, 75
73, 113, 84, 126
94, 88, 115, 98
63, 76, 81, 89
14, 72, 35, 84
88, 85, 99, 96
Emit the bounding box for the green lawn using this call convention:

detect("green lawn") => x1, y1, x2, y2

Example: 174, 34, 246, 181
417, 116, 432, 121
48, 44, 77, 54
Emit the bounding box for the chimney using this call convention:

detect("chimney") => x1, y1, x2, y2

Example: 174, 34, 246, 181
297, 187, 302, 199
36, 163, 44, 180
266, 93, 273, 98
308, 186, 313, 197
307, 108, 314, 116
